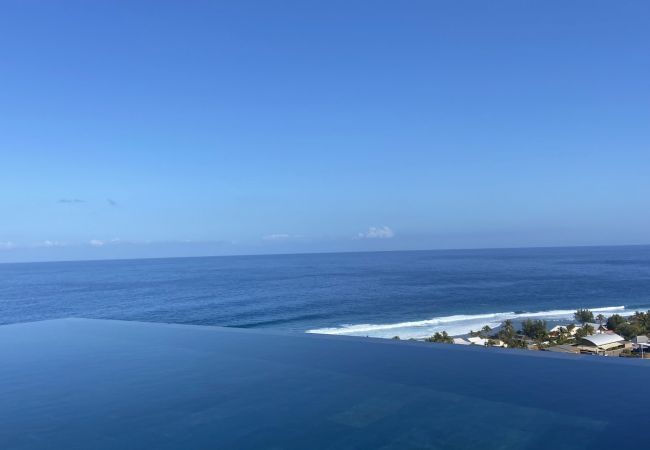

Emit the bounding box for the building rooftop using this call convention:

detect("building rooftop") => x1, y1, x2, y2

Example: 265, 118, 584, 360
580, 333, 625, 347
545, 344, 580, 354
1, 319, 649, 449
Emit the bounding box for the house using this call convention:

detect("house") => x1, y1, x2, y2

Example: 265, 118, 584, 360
584, 323, 608, 334
458, 336, 504, 347
631, 336, 650, 358
577, 333, 630, 355
549, 325, 568, 336
467, 336, 487, 346
549, 324, 581, 337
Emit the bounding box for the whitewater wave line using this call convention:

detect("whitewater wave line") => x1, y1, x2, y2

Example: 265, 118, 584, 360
306, 305, 629, 339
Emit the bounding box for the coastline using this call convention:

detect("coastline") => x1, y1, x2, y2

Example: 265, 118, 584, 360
310, 307, 650, 359
307, 305, 635, 339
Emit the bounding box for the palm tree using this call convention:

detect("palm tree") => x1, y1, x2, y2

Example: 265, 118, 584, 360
596, 313, 605, 326
427, 331, 453, 344
480, 325, 492, 338
499, 320, 515, 341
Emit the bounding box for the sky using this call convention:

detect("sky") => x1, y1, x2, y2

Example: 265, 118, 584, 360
1, 0, 649, 263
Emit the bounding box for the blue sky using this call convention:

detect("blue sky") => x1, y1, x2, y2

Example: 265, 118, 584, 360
1, 1, 649, 262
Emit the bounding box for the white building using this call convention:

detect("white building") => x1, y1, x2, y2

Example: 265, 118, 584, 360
467, 336, 487, 346
578, 333, 629, 355
584, 323, 608, 334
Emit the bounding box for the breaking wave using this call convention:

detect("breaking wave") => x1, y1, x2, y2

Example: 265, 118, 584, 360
306, 305, 630, 340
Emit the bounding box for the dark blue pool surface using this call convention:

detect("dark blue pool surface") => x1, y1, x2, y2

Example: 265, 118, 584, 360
1, 319, 648, 449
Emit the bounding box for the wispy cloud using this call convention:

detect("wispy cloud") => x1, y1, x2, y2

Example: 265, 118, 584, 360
107, 198, 118, 207
89, 239, 105, 247
0, 241, 15, 250
262, 233, 292, 241
357, 226, 395, 239
37, 240, 67, 248
57, 198, 84, 204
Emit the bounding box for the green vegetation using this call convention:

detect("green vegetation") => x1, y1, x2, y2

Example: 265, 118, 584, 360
632, 311, 650, 331
607, 314, 626, 331
553, 327, 572, 345
413, 309, 650, 356
468, 325, 496, 339
574, 324, 594, 339
521, 319, 548, 341
615, 323, 643, 340
491, 320, 524, 348
426, 331, 454, 344
574, 309, 594, 324
498, 320, 516, 341
630, 311, 650, 338
605, 311, 650, 339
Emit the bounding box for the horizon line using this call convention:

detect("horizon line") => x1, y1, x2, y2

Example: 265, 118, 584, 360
2, 242, 649, 266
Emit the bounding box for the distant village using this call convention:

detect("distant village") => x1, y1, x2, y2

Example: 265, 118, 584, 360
395, 309, 650, 358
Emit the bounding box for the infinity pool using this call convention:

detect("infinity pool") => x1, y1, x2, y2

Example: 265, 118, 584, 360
1, 319, 648, 449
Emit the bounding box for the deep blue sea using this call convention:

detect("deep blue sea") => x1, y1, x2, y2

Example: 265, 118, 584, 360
2, 246, 650, 339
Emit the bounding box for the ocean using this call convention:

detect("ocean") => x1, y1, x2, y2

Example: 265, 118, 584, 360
1, 246, 650, 339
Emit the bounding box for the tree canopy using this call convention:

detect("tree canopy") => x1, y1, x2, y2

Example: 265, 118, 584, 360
521, 319, 548, 341
630, 311, 650, 333
426, 331, 454, 344
498, 320, 516, 341
574, 324, 595, 339
606, 314, 626, 332
574, 309, 594, 324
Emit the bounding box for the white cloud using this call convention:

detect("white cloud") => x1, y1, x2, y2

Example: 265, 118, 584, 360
263, 233, 292, 241
357, 226, 395, 239
89, 239, 105, 247
38, 240, 67, 248
0, 241, 15, 250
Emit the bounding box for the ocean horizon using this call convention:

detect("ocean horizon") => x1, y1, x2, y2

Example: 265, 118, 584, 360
2, 245, 650, 340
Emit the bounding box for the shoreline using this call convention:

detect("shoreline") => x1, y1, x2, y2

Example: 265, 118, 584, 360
307, 305, 637, 340
393, 308, 650, 359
